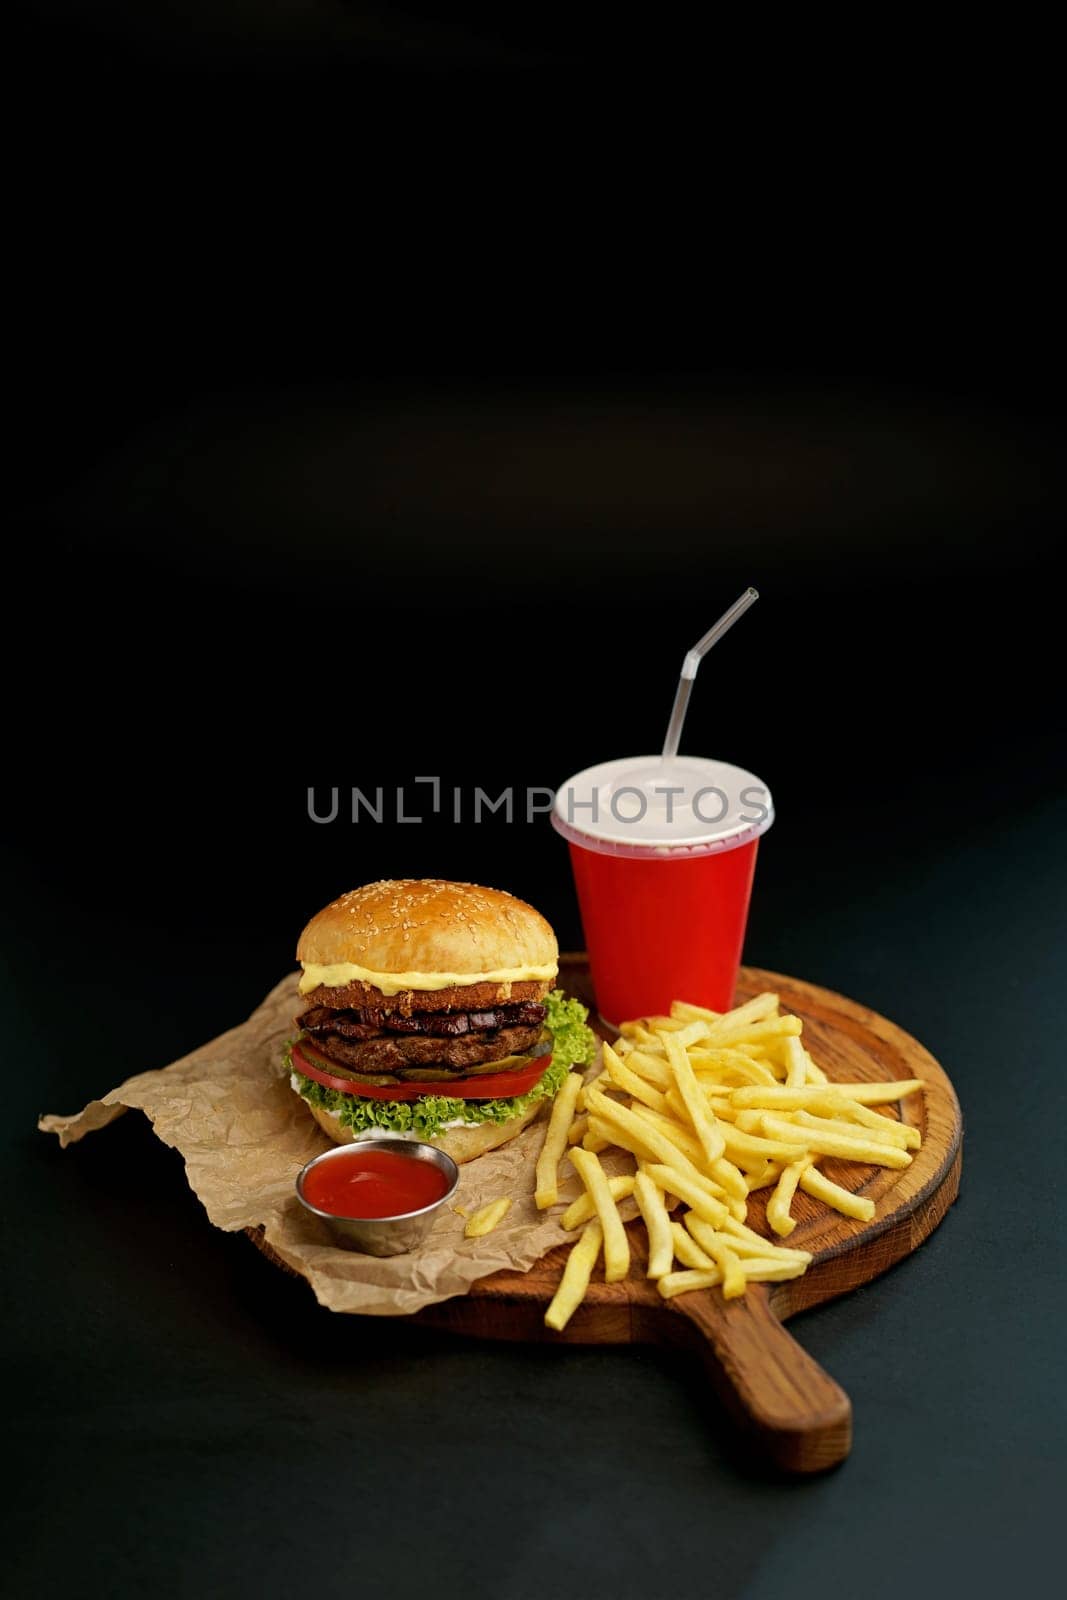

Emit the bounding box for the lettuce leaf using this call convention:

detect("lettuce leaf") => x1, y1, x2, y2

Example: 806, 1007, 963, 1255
286, 986, 597, 1141
541, 987, 598, 1072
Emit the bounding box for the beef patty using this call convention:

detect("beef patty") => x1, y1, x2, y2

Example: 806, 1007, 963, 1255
300, 1021, 544, 1075
296, 1001, 546, 1040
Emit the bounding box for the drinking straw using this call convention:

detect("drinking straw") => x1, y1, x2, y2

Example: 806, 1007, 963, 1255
661, 588, 759, 760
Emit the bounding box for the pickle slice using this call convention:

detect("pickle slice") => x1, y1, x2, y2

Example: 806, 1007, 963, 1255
295, 1039, 400, 1087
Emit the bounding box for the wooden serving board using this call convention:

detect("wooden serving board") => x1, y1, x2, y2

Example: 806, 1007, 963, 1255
251, 957, 962, 1474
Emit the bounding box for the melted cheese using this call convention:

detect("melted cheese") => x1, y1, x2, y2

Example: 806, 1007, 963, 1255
297, 959, 558, 996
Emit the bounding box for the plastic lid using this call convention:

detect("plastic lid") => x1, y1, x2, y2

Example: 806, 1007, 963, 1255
551, 755, 774, 859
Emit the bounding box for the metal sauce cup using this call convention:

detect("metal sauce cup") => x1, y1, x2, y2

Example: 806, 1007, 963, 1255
295, 1139, 460, 1256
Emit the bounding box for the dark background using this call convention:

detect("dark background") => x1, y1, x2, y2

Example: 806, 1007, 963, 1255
4, 8, 1066, 1599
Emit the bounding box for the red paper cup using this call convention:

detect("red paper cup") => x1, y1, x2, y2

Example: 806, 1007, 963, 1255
552, 757, 774, 1026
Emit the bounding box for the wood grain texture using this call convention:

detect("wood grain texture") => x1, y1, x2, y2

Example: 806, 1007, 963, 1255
249, 956, 962, 1474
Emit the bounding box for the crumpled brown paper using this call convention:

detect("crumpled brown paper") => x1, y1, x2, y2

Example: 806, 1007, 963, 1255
38, 974, 617, 1316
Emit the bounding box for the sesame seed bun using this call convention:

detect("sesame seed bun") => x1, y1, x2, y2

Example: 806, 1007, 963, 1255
296, 879, 559, 986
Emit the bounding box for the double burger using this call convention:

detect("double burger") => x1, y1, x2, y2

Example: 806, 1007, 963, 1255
286, 878, 595, 1162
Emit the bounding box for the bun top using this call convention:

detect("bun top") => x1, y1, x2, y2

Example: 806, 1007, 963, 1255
296, 879, 559, 982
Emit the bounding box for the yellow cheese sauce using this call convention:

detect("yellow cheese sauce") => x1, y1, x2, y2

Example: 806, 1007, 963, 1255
298, 960, 559, 996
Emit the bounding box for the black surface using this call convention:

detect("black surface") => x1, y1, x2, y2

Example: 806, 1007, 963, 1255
6, 12, 1067, 1596
7, 368, 1065, 1596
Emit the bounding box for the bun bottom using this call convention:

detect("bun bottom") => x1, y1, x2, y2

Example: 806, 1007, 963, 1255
296, 1090, 547, 1163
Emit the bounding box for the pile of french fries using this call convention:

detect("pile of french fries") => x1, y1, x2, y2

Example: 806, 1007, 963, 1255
535, 993, 924, 1331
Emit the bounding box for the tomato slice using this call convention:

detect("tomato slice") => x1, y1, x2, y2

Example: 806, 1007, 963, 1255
291, 1041, 552, 1101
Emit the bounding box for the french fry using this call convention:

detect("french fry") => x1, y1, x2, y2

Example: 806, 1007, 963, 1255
704, 1236, 746, 1299
730, 1087, 918, 1148
657, 1268, 723, 1299
740, 1257, 810, 1283
634, 1172, 674, 1278
756, 1041, 792, 1081
718, 1236, 811, 1267
708, 1155, 749, 1203
670, 1220, 715, 1270
603, 1044, 669, 1112
727, 1150, 788, 1178
823, 1097, 921, 1149
693, 1043, 778, 1071
665, 1210, 896, 1293
585, 1088, 715, 1194
694, 1056, 779, 1087
642, 1162, 729, 1227
730, 1084, 874, 1110
789, 1107, 913, 1152
576, 1069, 608, 1111
641, 1014, 688, 1033
719, 1123, 809, 1164
624, 1049, 674, 1090
637, 1161, 677, 1200
667, 1019, 713, 1049
821, 1077, 925, 1104
544, 1220, 603, 1331
569, 1148, 630, 1283
641, 1154, 737, 1216
680, 1219, 750, 1295
463, 1197, 512, 1237
759, 1113, 911, 1169
731, 1109, 767, 1133
701, 992, 780, 1033
541, 990, 924, 1310
685, 1212, 811, 1266
803, 1050, 828, 1085
560, 1175, 636, 1231
766, 1158, 811, 1237
799, 1165, 876, 1221
660, 1037, 726, 1164
633, 1116, 741, 1213
587, 1107, 659, 1164
629, 1102, 748, 1203
646, 1094, 764, 1196
743, 1160, 783, 1192
617, 1022, 664, 1049
669, 999, 722, 1023
534, 1070, 584, 1208
630, 1103, 715, 1173
702, 1016, 802, 1049
784, 1035, 807, 1089
687, 1216, 812, 1267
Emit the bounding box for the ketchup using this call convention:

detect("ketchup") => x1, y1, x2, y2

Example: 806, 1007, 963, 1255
302, 1147, 449, 1219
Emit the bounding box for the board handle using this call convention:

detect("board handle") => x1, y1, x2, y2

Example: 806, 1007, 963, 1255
669, 1287, 852, 1472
